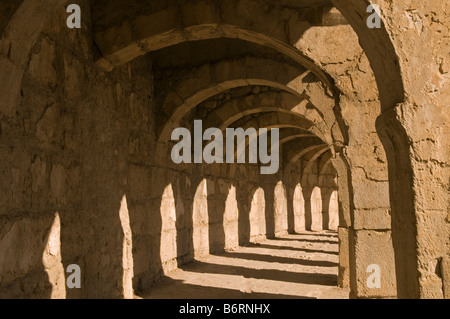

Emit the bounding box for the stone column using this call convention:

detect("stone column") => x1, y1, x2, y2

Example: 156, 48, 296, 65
377, 103, 449, 299
332, 155, 351, 289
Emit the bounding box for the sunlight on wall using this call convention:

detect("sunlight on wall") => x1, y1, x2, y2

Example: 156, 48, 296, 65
328, 190, 339, 231
249, 188, 266, 243
42, 212, 66, 299
160, 184, 178, 273
193, 179, 209, 259
293, 184, 306, 232
119, 195, 134, 299
274, 182, 288, 236
310, 187, 323, 231
223, 185, 239, 250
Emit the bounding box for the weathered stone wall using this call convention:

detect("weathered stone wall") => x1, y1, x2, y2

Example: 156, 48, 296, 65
0, 0, 157, 298
296, 23, 396, 297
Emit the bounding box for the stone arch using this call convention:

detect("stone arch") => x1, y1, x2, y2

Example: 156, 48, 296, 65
279, 133, 316, 146
319, 157, 333, 177
287, 144, 329, 167
92, 0, 337, 89
229, 126, 326, 166
218, 108, 324, 137
300, 147, 332, 186
0, 0, 62, 119
1, 0, 61, 66
156, 57, 337, 144
230, 111, 329, 143
331, 0, 404, 110
202, 90, 332, 139
215, 110, 330, 172
201, 103, 333, 173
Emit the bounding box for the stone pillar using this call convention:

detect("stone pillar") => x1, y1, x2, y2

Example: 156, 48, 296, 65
350, 166, 396, 298
206, 179, 226, 254
302, 187, 313, 231
338, 227, 350, 288
442, 257, 450, 299
192, 179, 209, 259
274, 182, 289, 236
377, 103, 449, 299
328, 190, 339, 231
293, 184, 306, 233
320, 187, 332, 231
223, 184, 239, 251
332, 152, 397, 297
249, 187, 266, 243
310, 187, 323, 231
331, 155, 351, 289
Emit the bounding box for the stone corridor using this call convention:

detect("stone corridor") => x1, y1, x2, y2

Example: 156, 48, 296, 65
0, 0, 448, 300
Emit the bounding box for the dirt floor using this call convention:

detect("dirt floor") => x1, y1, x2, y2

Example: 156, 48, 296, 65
139, 231, 350, 299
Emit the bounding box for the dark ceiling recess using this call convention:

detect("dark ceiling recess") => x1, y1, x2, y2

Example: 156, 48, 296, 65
0, 0, 25, 33
149, 38, 303, 71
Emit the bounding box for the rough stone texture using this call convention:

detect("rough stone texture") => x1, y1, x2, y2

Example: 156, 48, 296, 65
0, 0, 448, 300
443, 256, 450, 299
332, 0, 449, 299
249, 188, 266, 243
274, 182, 289, 237
352, 230, 397, 298
293, 184, 306, 233
338, 227, 350, 289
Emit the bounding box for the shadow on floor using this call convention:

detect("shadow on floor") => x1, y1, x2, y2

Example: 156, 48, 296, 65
245, 243, 339, 255
270, 237, 338, 245
141, 277, 316, 299
180, 261, 337, 286
141, 232, 343, 299
214, 251, 338, 267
